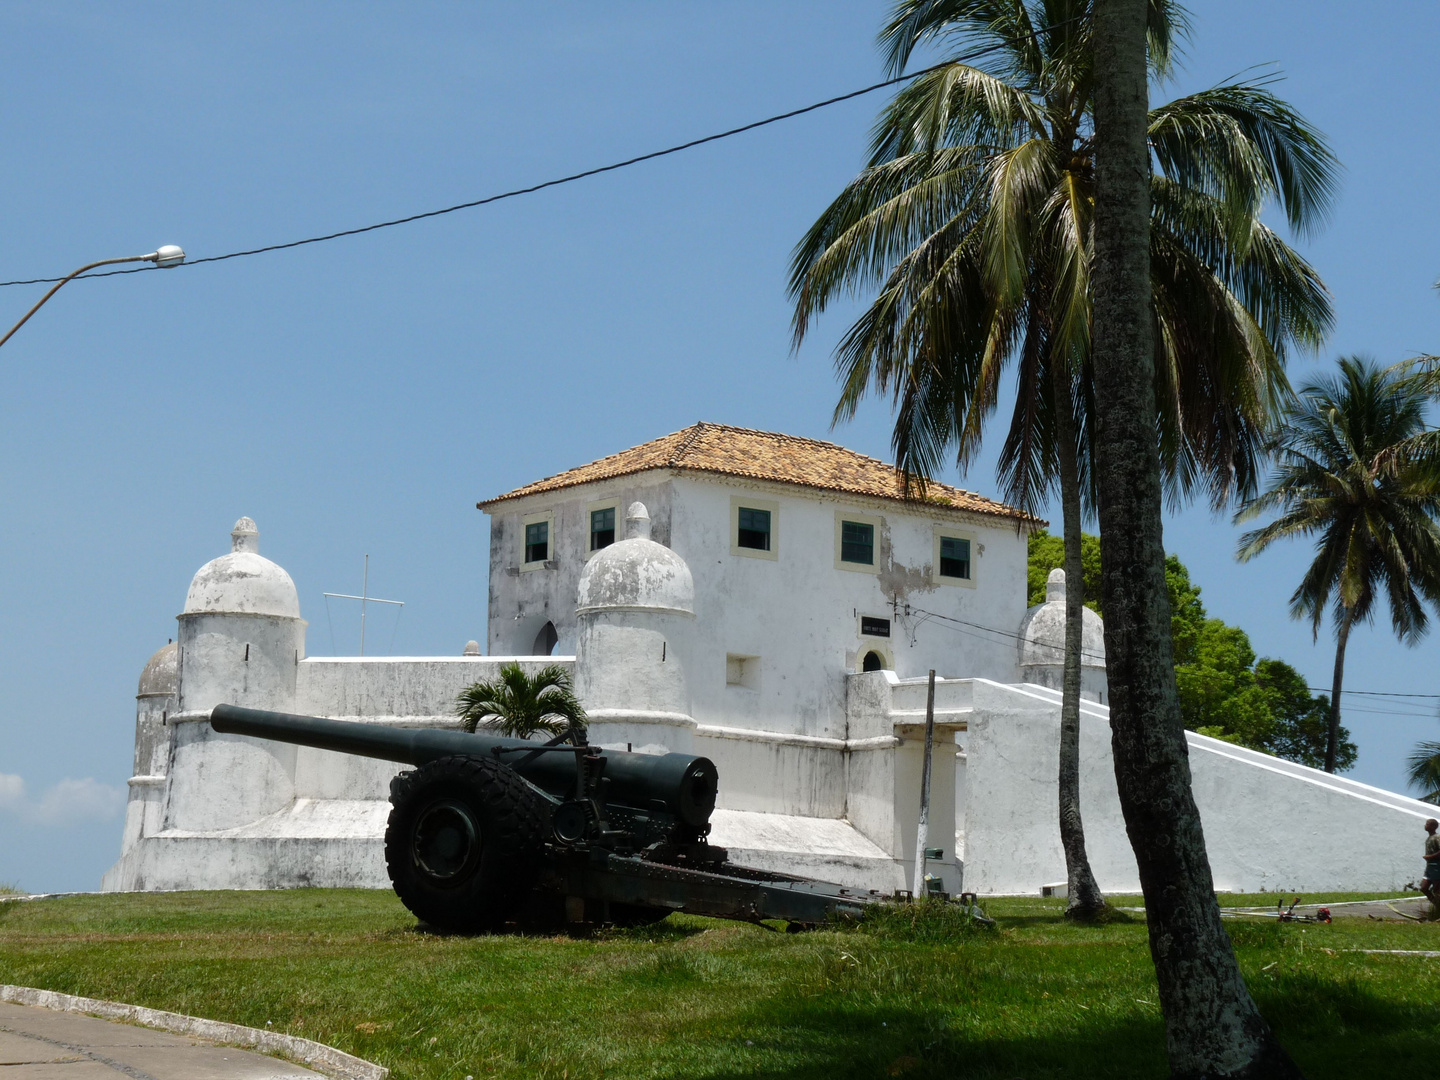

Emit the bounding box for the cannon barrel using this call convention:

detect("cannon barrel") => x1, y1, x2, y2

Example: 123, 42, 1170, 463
209, 704, 717, 827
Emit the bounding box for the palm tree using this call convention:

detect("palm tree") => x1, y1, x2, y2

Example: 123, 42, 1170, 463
1090, 1, 1296, 1070
1237, 356, 1440, 772
456, 663, 588, 741
789, 0, 1334, 918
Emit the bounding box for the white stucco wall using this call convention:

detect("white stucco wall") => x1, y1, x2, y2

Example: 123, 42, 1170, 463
962, 679, 1438, 895
485, 470, 1031, 743
486, 478, 676, 656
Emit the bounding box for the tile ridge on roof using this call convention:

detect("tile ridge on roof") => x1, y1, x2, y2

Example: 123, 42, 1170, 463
695, 421, 855, 454
667, 421, 711, 466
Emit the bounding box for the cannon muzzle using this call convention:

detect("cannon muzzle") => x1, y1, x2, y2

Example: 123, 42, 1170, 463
209, 704, 717, 827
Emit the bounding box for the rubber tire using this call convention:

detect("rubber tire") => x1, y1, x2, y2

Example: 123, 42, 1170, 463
385, 755, 547, 933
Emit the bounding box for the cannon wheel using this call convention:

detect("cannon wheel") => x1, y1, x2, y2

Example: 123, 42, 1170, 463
385, 754, 547, 933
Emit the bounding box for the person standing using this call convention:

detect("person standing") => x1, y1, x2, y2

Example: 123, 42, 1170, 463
1423, 819, 1440, 906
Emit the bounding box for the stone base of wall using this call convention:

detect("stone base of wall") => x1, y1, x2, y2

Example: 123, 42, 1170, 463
102, 803, 911, 895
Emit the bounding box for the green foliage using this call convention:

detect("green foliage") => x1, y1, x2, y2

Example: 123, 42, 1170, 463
1256, 660, 1356, 771
455, 662, 587, 741
1027, 532, 1356, 770
1026, 530, 1102, 611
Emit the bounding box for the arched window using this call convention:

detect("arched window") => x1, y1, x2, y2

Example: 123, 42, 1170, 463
862, 650, 884, 673
532, 621, 559, 656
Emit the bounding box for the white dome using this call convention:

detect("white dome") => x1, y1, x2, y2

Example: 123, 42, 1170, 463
183, 518, 301, 619
576, 503, 694, 615
1017, 569, 1105, 670
137, 641, 178, 697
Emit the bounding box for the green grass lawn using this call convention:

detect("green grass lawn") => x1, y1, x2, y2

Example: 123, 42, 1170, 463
1, 890, 1437, 1079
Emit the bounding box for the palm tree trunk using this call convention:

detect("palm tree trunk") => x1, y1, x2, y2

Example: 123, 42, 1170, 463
1325, 610, 1353, 773
1091, 1, 1301, 1075
1051, 355, 1106, 916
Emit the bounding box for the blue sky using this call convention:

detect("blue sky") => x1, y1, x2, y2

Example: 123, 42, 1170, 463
1, 2, 1436, 892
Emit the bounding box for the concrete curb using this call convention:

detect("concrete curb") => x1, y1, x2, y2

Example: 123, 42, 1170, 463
0, 985, 388, 1080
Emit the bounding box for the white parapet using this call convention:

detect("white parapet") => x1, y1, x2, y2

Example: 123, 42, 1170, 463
963, 679, 1437, 895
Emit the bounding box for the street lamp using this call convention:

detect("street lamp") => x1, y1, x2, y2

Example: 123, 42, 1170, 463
0, 245, 186, 350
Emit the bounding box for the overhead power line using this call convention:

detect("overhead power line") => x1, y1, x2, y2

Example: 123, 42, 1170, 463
0, 18, 1081, 290
905, 604, 1437, 714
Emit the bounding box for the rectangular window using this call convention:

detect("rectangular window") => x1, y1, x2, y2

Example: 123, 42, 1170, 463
590, 507, 616, 551
737, 507, 771, 551
731, 496, 778, 560
860, 616, 891, 638
840, 520, 874, 565
524, 521, 549, 564
939, 536, 971, 579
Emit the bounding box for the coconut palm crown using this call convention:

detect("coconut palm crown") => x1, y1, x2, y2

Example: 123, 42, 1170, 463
789, 0, 1336, 514
1407, 740, 1440, 805
788, 0, 1336, 918
1236, 356, 1440, 772
456, 663, 588, 741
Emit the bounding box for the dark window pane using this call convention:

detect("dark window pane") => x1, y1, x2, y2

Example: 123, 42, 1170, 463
737, 507, 771, 551
841, 520, 874, 564
525, 521, 549, 563
939, 536, 970, 579
862, 651, 884, 672
860, 616, 891, 638
591, 507, 615, 551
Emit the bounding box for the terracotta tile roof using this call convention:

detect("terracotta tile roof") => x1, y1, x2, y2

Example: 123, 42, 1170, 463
478, 423, 1038, 524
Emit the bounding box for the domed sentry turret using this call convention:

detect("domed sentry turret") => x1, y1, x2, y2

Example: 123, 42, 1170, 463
116, 641, 180, 859
1016, 568, 1107, 702
177, 517, 305, 713
169, 518, 307, 831
574, 502, 696, 753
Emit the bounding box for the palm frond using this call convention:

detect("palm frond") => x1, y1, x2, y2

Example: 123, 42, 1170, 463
1407, 740, 1440, 804
455, 662, 588, 741
1148, 82, 1339, 242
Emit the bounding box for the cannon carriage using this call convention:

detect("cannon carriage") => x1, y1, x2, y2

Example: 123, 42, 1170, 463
210, 704, 877, 932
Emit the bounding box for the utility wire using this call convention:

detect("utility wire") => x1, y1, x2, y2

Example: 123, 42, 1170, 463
0, 18, 1080, 290
905, 604, 1438, 714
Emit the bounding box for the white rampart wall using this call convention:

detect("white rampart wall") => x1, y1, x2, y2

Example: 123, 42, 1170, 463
102, 656, 569, 892
963, 679, 1437, 894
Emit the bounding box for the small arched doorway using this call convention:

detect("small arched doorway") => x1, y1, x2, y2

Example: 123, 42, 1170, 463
531, 621, 559, 656
861, 650, 885, 673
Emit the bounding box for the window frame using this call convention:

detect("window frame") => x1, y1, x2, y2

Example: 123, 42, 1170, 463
586, 497, 621, 555
730, 495, 779, 561
932, 526, 978, 588
834, 510, 883, 573
520, 510, 554, 571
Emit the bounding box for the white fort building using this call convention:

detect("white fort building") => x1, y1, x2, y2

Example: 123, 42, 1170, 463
106, 423, 1437, 896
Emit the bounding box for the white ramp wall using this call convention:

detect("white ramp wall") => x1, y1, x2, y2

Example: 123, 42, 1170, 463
964, 680, 1437, 895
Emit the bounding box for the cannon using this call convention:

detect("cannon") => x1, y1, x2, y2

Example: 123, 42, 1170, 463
210, 704, 878, 932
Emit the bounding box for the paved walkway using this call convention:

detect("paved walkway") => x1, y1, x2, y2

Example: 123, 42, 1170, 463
0, 1001, 323, 1079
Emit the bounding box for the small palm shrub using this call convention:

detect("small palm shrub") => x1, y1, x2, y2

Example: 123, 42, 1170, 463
455, 662, 587, 741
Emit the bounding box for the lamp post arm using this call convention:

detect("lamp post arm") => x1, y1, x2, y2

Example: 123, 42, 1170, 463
0, 254, 151, 350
